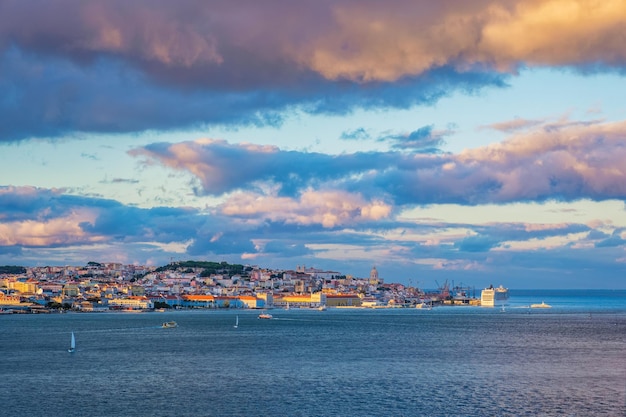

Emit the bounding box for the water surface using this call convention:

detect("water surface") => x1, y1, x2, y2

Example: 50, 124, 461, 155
1, 290, 624, 416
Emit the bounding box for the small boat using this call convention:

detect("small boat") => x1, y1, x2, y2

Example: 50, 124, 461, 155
416, 302, 432, 310
162, 321, 178, 328
68, 332, 76, 353
258, 313, 273, 319
531, 302, 551, 308
234, 315, 239, 328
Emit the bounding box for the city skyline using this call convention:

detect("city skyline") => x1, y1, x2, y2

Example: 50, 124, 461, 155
2, 1, 626, 289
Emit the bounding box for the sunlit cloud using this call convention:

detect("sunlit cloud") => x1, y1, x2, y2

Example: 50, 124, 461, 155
2, 1, 626, 288
2, 1, 626, 141
130, 119, 626, 204
0, 210, 102, 247
297, 0, 626, 81
219, 189, 392, 228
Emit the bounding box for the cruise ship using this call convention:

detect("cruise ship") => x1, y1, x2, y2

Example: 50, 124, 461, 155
480, 285, 509, 307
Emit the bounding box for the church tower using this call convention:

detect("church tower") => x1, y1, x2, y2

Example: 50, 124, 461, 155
369, 265, 380, 285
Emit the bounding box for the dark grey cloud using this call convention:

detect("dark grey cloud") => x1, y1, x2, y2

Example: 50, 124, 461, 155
186, 232, 256, 256
131, 140, 403, 197
454, 235, 501, 252
377, 125, 450, 153
340, 128, 371, 141
594, 229, 626, 248
0, 245, 22, 256
0, 46, 506, 142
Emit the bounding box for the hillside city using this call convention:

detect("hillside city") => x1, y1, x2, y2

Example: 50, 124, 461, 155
0, 261, 480, 313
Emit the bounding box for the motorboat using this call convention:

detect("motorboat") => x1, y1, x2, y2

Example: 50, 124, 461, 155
530, 302, 551, 308
258, 313, 273, 319
162, 321, 178, 328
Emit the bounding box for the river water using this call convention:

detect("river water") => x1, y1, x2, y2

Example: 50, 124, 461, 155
1, 290, 624, 416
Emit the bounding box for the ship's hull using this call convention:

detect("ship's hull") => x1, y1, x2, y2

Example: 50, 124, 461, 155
481, 286, 509, 307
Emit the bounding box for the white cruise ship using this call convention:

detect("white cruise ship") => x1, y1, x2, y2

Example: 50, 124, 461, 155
480, 285, 509, 307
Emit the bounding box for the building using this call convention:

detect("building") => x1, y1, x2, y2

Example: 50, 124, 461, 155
108, 296, 154, 310
182, 294, 215, 308
325, 293, 362, 307
0, 292, 22, 306
369, 266, 382, 286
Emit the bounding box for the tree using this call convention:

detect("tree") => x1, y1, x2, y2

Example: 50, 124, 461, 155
0, 265, 26, 274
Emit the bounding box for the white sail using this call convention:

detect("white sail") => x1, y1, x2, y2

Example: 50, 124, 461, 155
68, 332, 76, 353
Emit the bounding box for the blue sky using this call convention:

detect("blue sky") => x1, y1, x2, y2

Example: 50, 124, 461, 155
1, 0, 626, 288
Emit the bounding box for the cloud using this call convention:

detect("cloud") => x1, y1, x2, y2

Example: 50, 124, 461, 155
432, 259, 485, 271
129, 138, 402, 197
454, 234, 501, 252
130, 119, 626, 204
481, 118, 546, 133
377, 125, 450, 152
0, 245, 23, 256
219, 189, 392, 228
107, 178, 140, 184
452, 119, 626, 202
0, 45, 503, 142
295, 0, 626, 81
340, 128, 371, 141
0, 47, 287, 141
186, 231, 257, 257
0, 209, 102, 247
1, 185, 625, 287
7, 1, 626, 141
594, 229, 626, 248
0, 186, 203, 247
6, 0, 625, 85
247, 240, 313, 259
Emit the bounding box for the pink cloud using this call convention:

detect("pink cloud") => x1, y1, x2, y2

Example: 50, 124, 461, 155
219, 189, 392, 228
0, 210, 102, 247
130, 118, 626, 205
456, 119, 626, 201
524, 223, 571, 232
2, 0, 626, 85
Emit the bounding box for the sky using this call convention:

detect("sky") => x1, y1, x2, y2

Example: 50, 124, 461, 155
1, 0, 626, 289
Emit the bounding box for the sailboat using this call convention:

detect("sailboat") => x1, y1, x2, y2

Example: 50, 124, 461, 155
234, 315, 239, 328
68, 332, 76, 353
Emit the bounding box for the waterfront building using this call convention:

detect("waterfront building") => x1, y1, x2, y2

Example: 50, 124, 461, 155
182, 294, 215, 308
361, 297, 386, 308
108, 296, 154, 310
0, 291, 22, 306
256, 292, 273, 307
325, 293, 362, 307
149, 294, 183, 308
209, 295, 259, 309
238, 295, 263, 309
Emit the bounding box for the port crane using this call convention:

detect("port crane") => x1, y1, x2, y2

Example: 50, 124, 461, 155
435, 279, 450, 299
